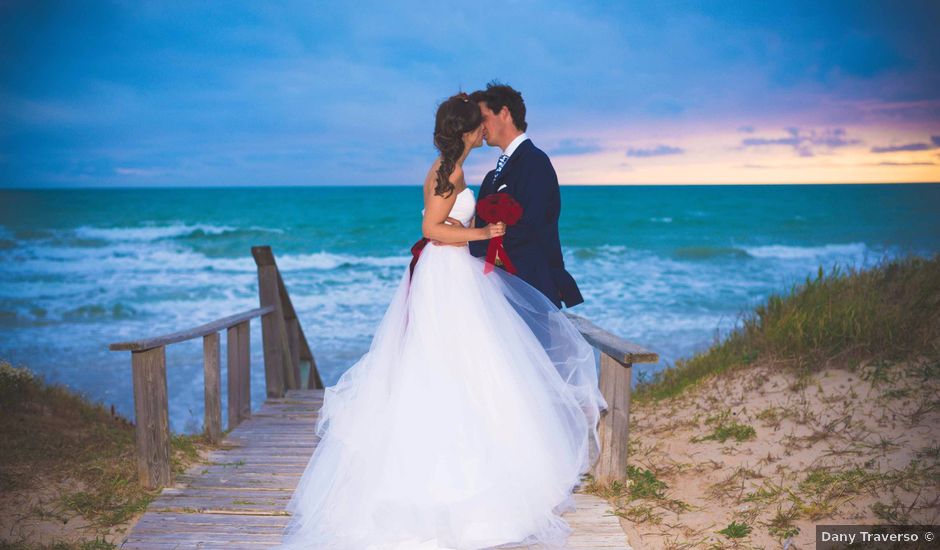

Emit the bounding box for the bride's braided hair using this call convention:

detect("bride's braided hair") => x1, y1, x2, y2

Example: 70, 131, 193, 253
433, 92, 482, 198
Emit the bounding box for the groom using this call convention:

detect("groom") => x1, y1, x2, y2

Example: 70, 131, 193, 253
467, 82, 583, 309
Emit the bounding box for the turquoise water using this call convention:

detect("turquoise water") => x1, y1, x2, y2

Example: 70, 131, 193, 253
1, 184, 938, 433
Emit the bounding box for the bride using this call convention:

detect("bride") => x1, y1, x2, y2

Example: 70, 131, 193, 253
275, 92, 607, 550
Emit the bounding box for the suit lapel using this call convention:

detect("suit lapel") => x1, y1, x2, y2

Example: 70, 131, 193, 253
494, 139, 532, 192
480, 169, 497, 197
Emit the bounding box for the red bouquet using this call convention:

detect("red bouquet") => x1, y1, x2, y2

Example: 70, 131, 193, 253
475, 192, 523, 274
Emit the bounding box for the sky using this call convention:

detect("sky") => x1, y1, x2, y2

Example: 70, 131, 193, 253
1, 0, 939, 187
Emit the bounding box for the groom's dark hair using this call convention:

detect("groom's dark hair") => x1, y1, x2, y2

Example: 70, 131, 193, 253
470, 81, 527, 132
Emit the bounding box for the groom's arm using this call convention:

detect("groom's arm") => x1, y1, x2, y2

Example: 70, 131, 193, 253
504, 155, 556, 250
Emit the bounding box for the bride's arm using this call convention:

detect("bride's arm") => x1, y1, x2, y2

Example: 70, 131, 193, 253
422, 167, 503, 243
422, 191, 501, 243
429, 217, 469, 247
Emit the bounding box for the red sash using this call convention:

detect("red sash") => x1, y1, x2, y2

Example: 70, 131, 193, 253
409, 237, 429, 278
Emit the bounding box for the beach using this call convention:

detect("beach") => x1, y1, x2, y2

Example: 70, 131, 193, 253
2, 184, 938, 434
613, 357, 940, 548
2, 227, 938, 547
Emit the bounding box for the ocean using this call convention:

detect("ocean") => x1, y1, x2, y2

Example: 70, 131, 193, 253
1, 184, 938, 433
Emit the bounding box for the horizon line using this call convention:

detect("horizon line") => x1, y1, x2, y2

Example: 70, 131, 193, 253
2, 181, 940, 190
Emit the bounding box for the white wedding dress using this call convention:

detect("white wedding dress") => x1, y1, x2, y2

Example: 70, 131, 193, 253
275, 187, 607, 550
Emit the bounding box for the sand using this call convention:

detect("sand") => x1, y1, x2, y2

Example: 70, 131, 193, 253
608, 357, 940, 549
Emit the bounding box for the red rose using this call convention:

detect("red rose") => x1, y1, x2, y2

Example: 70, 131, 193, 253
476, 192, 523, 225
475, 192, 523, 275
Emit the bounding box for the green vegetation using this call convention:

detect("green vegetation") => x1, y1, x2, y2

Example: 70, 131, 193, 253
583, 464, 690, 527
584, 254, 940, 547
624, 465, 669, 500
0, 360, 222, 548
717, 521, 752, 539
0, 539, 116, 550
690, 409, 757, 443
636, 254, 940, 402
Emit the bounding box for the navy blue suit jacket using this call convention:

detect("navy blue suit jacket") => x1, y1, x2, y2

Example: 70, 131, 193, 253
469, 139, 584, 309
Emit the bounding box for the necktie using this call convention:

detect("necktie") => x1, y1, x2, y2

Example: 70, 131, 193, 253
493, 154, 509, 184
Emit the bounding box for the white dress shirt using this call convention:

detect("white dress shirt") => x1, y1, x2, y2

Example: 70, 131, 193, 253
496, 133, 529, 192
502, 133, 529, 158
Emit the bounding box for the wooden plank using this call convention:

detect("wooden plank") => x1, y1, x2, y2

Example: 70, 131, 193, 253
227, 320, 252, 430
257, 264, 286, 397
237, 320, 251, 422
250, 245, 276, 267
277, 304, 298, 390
594, 349, 616, 481
306, 358, 323, 390
564, 312, 659, 365
131, 346, 171, 489
110, 306, 273, 351
253, 245, 323, 389
253, 246, 298, 393
226, 323, 242, 430
594, 352, 632, 483
120, 388, 633, 549
286, 317, 302, 391
275, 267, 323, 389
203, 332, 221, 443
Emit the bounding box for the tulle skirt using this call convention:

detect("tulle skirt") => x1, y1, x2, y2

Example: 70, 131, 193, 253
275, 242, 608, 550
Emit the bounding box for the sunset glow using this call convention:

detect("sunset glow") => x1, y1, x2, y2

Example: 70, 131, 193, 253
1, 1, 938, 187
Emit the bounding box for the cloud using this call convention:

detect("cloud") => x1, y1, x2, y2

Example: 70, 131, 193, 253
626, 144, 685, 158
114, 167, 163, 177
2, 2, 939, 187
933, 135, 940, 147
811, 128, 860, 148
741, 128, 802, 147
868, 161, 937, 166
871, 142, 934, 153
741, 127, 860, 157
549, 139, 603, 156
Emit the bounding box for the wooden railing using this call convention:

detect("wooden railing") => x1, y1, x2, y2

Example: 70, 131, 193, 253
109, 245, 322, 489
252, 246, 323, 393
108, 243, 653, 489
564, 312, 659, 485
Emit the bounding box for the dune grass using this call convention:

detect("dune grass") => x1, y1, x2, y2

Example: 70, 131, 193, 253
0, 360, 223, 548
588, 253, 940, 548
634, 253, 940, 403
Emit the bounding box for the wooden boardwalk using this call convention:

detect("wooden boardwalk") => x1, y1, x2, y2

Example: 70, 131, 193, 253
120, 389, 633, 549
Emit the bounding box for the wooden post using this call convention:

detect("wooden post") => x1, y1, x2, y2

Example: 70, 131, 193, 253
131, 346, 171, 489
254, 247, 287, 397
287, 317, 301, 390
238, 320, 251, 420
303, 338, 323, 389
203, 332, 221, 443
251, 246, 325, 391
305, 353, 322, 389
593, 352, 633, 484
227, 320, 251, 429
278, 314, 298, 391
275, 267, 321, 389
560, 312, 657, 484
